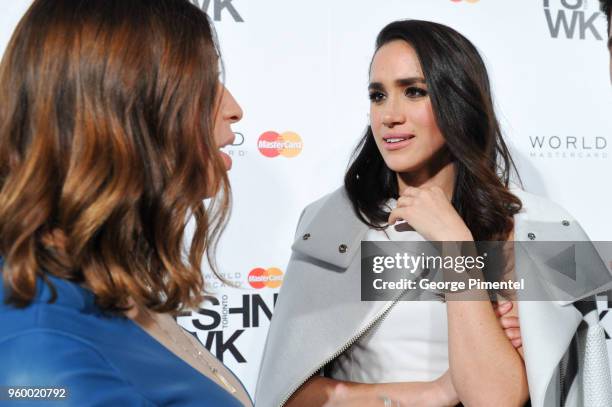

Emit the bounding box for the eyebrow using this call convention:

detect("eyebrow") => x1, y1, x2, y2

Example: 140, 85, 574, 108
368, 77, 426, 91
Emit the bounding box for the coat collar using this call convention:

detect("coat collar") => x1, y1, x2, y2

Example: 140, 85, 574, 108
291, 187, 369, 269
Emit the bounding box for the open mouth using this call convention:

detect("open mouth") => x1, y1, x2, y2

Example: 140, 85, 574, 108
382, 134, 416, 150
384, 134, 415, 144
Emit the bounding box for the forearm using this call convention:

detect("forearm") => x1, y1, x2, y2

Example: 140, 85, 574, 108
285, 375, 455, 407
446, 298, 529, 406
436, 240, 528, 405
284, 376, 335, 407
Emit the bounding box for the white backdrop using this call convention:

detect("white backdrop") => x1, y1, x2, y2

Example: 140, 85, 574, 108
1, 0, 611, 399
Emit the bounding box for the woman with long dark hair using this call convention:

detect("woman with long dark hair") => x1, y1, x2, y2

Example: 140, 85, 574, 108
0, 0, 251, 405
256, 20, 548, 407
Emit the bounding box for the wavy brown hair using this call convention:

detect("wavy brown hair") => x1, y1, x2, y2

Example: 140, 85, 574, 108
0, 0, 230, 313
345, 20, 522, 241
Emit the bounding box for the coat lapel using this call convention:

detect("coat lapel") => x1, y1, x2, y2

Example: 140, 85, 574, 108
513, 190, 584, 407
291, 187, 370, 269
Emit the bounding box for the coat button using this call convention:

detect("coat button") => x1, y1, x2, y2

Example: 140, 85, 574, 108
302, 233, 311, 240
338, 244, 348, 253
528, 233, 536, 240
562, 220, 570, 226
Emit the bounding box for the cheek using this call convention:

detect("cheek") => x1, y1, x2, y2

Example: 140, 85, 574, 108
212, 118, 222, 143
411, 102, 444, 148
212, 108, 226, 145
369, 107, 386, 145
369, 106, 381, 130
212, 91, 227, 144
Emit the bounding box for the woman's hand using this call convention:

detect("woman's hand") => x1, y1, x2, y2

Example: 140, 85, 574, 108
388, 186, 472, 242
494, 300, 522, 349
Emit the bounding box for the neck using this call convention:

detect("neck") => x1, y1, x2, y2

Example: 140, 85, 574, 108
396, 151, 455, 199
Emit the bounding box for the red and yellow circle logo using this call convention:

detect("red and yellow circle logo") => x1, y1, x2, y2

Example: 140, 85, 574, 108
248, 267, 284, 289
257, 131, 303, 158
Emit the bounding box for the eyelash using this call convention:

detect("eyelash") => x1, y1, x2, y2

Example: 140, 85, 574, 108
368, 87, 428, 103
405, 86, 427, 98
368, 91, 385, 103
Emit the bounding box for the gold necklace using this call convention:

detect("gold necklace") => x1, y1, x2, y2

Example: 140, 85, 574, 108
147, 310, 237, 395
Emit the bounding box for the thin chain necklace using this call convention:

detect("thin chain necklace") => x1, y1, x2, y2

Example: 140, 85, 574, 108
147, 310, 237, 395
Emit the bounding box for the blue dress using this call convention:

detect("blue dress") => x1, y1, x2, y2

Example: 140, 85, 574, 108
0, 264, 248, 406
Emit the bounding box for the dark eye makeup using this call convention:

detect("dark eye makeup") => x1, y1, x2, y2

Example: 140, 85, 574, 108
368, 91, 385, 103
405, 86, 427, 98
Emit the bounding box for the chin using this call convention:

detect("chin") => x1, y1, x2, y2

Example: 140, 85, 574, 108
382, 157, 424, 174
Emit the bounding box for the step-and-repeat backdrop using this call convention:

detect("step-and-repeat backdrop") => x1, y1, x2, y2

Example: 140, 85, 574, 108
1, 0, 611, 398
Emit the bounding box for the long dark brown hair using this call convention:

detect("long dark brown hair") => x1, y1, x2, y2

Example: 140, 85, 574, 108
0, 0, 229, 313
601, 0, 612, 30
345, 20, 522, 241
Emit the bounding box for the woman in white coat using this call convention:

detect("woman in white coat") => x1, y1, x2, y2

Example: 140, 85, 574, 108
256, 20, 603, 407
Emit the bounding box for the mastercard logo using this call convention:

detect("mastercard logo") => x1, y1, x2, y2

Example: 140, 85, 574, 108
248, 267, 284, 289
257, 131, 303, 158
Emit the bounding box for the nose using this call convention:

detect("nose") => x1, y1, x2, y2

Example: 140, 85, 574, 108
381, 99, 405, 128
221, 87, 243, 124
